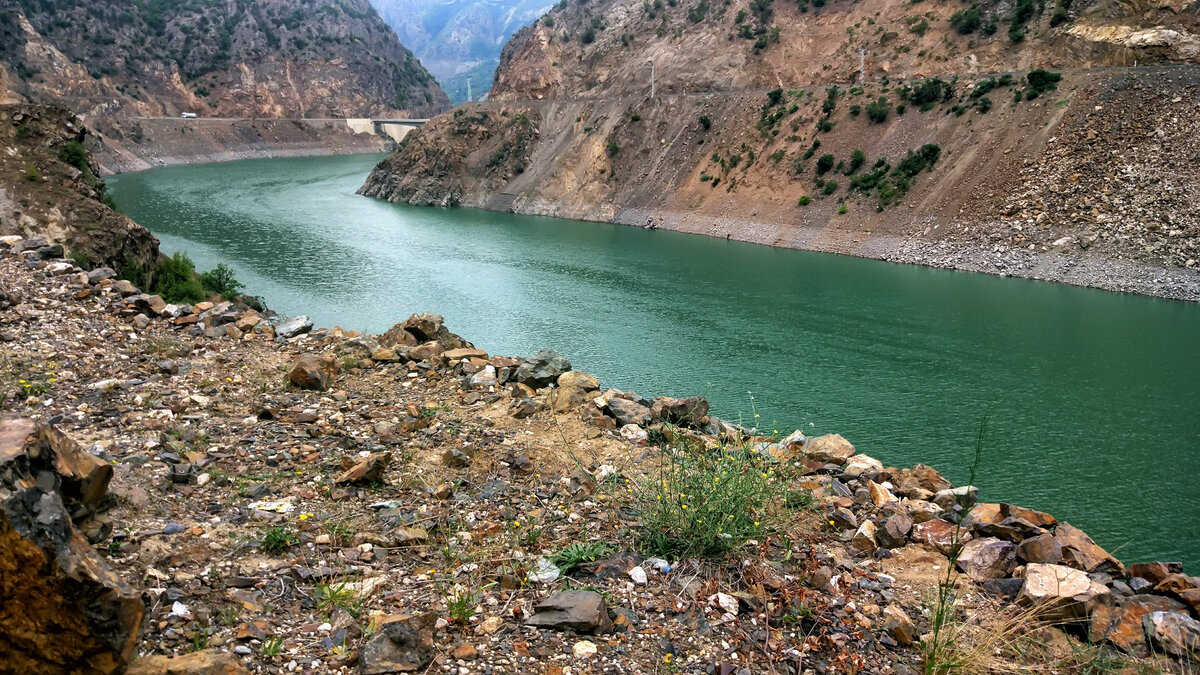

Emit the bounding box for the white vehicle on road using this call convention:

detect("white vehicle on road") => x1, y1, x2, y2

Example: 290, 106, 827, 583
180, 112, 197, 119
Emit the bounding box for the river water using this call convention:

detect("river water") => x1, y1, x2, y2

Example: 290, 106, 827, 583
109, 153, 1200, 568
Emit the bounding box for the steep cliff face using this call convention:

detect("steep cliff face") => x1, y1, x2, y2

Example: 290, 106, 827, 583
0, 105, 158, 272
0, 0, 449, 119
361, 0, 1200, 291
490, 0, 1199, 100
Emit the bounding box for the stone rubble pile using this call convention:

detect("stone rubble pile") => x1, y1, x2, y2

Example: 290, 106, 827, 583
0, 232, 1196, 673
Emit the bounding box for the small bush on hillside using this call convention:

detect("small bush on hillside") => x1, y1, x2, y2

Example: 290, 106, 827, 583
950, 8, 981, 34
199, 264, 245, 300
152, 252, 205, 304
798, 195, 812, 206
815, 153, 834, 175
822, 179, 839, 195
699, 115, 712, 130
866, 96, 890, 123
847, 149, 866, 174
57, 141, 89, 172
1024, 69, 1062, 99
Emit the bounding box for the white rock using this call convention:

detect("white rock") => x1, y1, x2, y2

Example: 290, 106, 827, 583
527, 557, 560, 584
573, 640, 598, 658
628, 566, 648, 585
620, 424, 648, 444
711, 592, 739, 615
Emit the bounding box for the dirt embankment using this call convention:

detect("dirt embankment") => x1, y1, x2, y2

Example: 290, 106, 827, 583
90, 117, 398, 176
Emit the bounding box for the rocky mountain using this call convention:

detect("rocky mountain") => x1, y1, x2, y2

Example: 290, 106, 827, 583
360, 0, 1200, 295
369, 0, 553, 103
0, 0, 450, 119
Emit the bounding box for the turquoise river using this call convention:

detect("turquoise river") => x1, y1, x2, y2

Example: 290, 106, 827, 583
109, 153, 1200, 568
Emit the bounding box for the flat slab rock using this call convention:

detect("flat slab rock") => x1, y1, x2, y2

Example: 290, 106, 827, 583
525, 590, 612, 634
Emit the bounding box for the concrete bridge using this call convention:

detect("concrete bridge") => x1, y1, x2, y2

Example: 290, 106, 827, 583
345, 118, 427, 142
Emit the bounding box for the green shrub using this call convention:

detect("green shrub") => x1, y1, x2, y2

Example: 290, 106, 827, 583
910, 19, 929, 35
766, 88, 784, 106
949, 8, 981, 34
797, 195, 812, 206
606, 141, 619, 156
866, 96, 890, 123
699, 115, 712, 130
847, 149, 866, 174
894, 143, 942, 179
1025, 69, 1062, 98
634, 444, 779, 557
822, 179, 839, 195
802, 138, 821, 160
815, 153, 834, 175
152, 252, 205, 304
57, 141, 89, 172
199, 264, 245, 300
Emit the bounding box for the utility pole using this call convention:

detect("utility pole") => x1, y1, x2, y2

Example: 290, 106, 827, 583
651, 63, 655, 98
859, 48, 865, 84
467, 78, 472, 103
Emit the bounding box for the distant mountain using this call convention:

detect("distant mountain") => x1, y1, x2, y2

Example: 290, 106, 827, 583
369, 0, 551, 104
0, 0, 449, 118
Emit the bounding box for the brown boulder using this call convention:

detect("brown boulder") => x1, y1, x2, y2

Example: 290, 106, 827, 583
805, 434, 855, 463
558, 370, 601, 392
1128, 562, 1181, 585
379, 322, 419, 348
1091, 595, 1185, 657
408, 341, 445, 362
0, 418, 144, 674
1054, 522, 1125, 576
911, 519, 970, 556
883, 605, 917, 645
1154, 573, 1199, 596
288, 354, 338, 391
335, 452, 391, 485
125, 650, 249, 675
650, 396, 709, 427
1016, 533, 1063, 564
886, 464, 952, 497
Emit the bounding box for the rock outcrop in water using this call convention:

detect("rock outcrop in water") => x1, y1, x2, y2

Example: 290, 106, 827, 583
0, 231, 1197, 672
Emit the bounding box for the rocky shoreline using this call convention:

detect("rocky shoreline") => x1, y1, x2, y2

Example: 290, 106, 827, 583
2, 233, 1199, 674
90, 117, 397, 176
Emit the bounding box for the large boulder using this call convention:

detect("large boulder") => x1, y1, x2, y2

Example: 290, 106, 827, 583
273, 315, 313, 339
399, 313, 472, 350
1054, 522, 1125, 576
1017, 563, 1111, 623
525, 590, 611, 634
288, 354, 338, 391
606, 398, 651, 427
1089, 595, 1185, 657
1142, 610, 1200, 659
515, 349, 571, 388
650, 396, 709, 427
0, 418, 144, 674
805, 434, 855, 463
955, 537, 1017, 582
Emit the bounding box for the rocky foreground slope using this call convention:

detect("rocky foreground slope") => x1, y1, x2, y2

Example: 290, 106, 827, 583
2, 234, 1199, 673
361, 0, 1200, 300
0, 0, 449, 119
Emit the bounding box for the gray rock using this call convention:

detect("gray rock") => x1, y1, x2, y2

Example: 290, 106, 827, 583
515, 349, 571, 388
360, 612, 437, 674
525, 590, 611, 634
955, 537, 1017, 582
933, 486, 979, 510
86, 267, 115, 283
876, 512, 914, 549
607, 398, 652, 427
1142, 610, 1200, 658
274, 315, 313, 339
